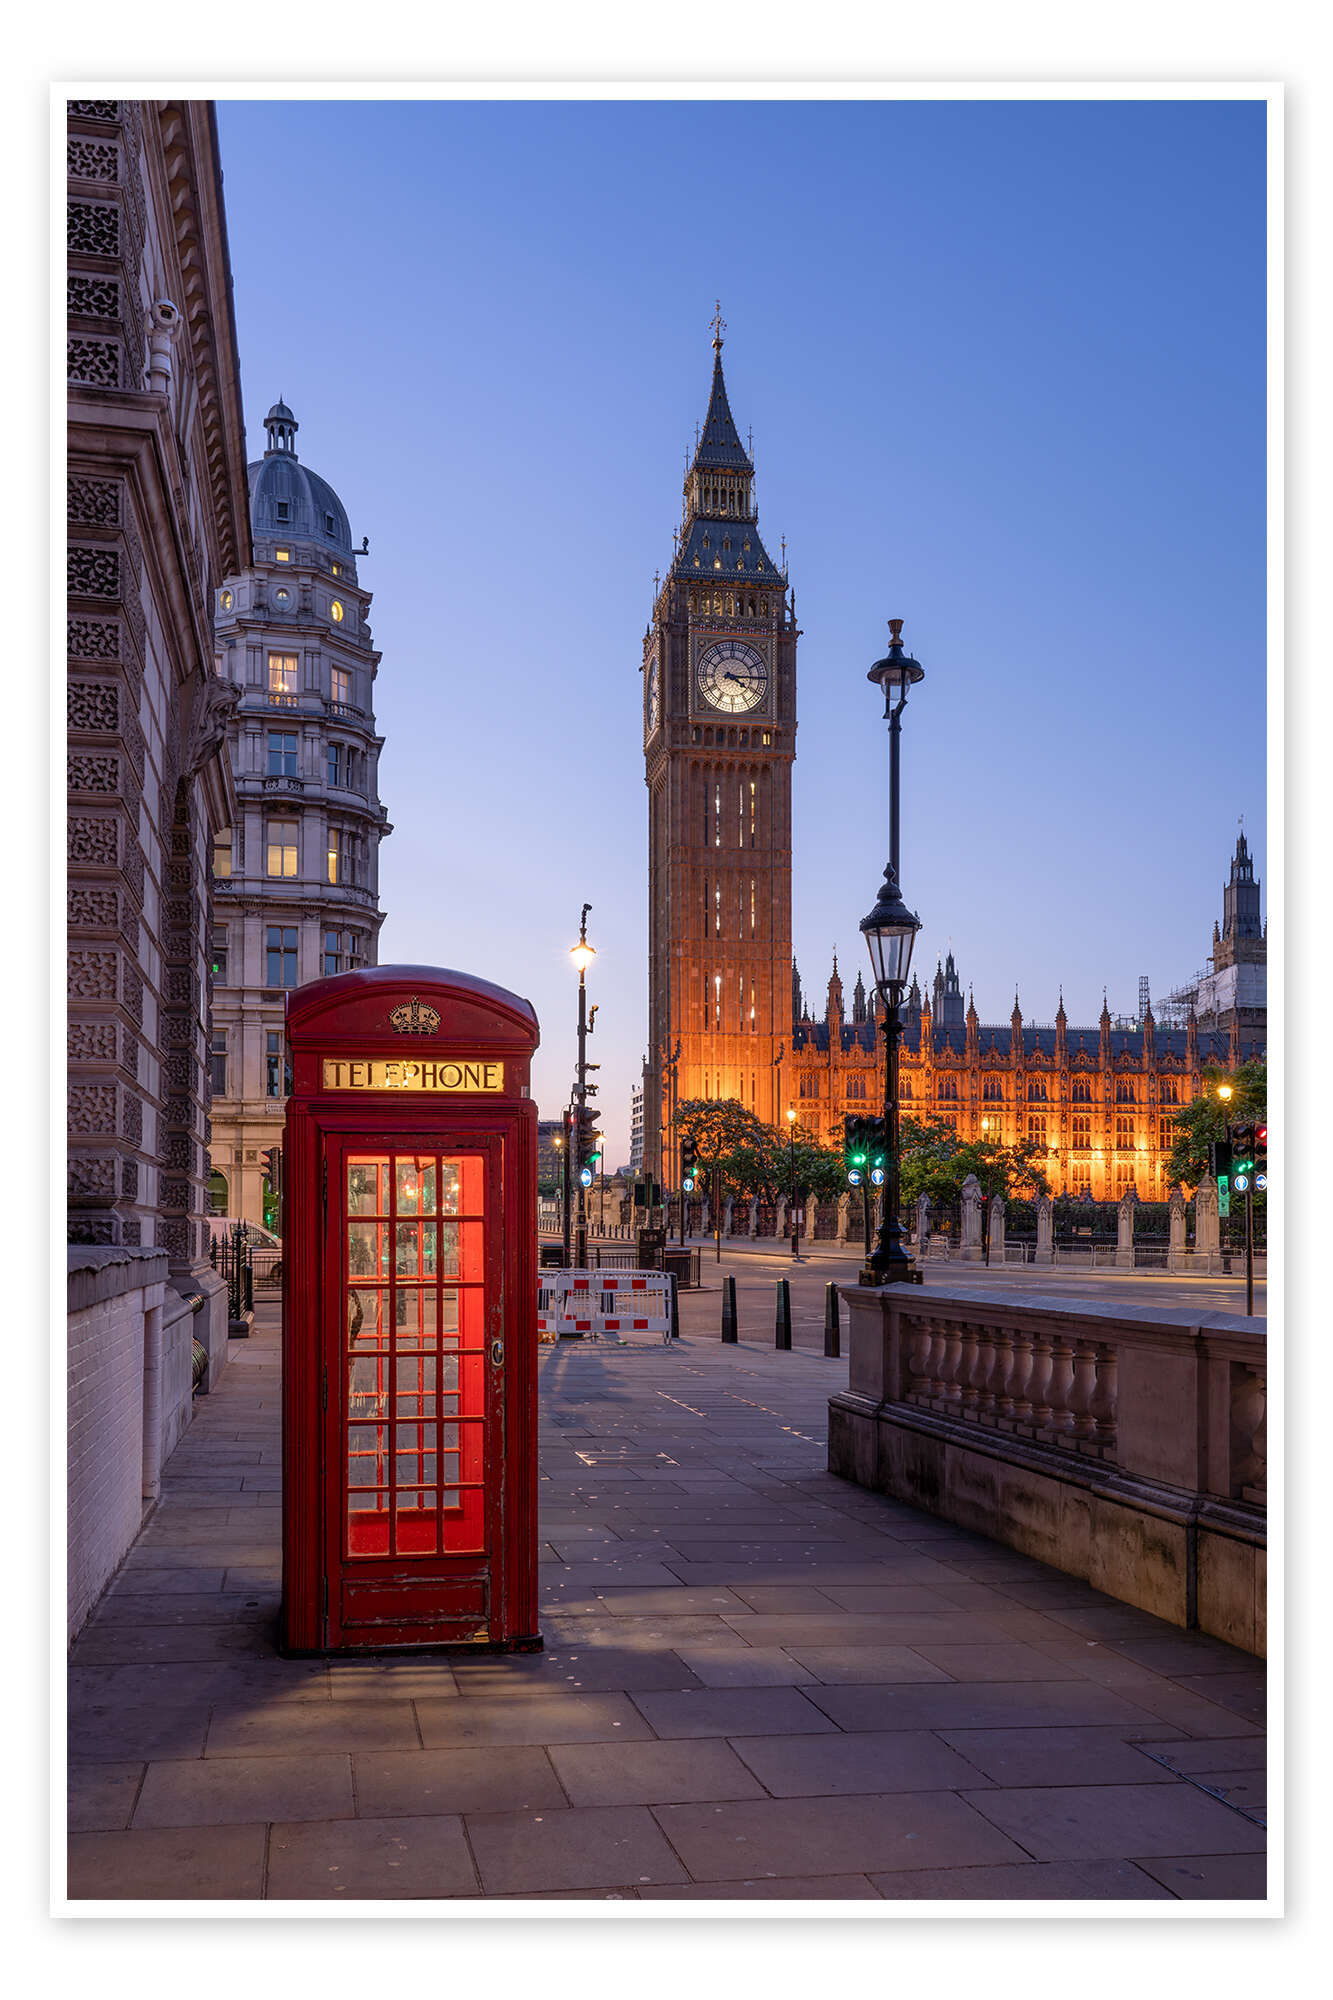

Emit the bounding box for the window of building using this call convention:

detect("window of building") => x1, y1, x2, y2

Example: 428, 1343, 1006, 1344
798, 1073, 822, 1098
210, 925, 228, 985
331, 667, 351, 707
899, 1076, 913, 1100
1071, 1160, 1092, 1191
330, 599, 345, 624
274, 547, 291, 562
1159, 1118, 1175, 1152
208, 1169, 228, 1215
332, 561, 342, 577
323, 928, 361, 976
846, 1075, 867, 1100
1027, 1114, 1048, 1149
328, 742, 344, 787
266, 819, 298, 877
325, 513, 336, 535
266, 925, 299, 988
267, 730, 298, 777
982, 1077, 1003, 1101
1160, 1079, 1179, 1104
212, 827, 232, 879
940, 1113, 958, 1132
219, 588, 233, 611
327, 827, 344, 885
1115, 1080, 1136, 1104
209, 1028, 228, 1098
1072, 1078, 1092, 1103
266, 1029, 291, 1098
1116, 1162, 1138, 1192
938, 1076, 958, 1101
1072, 1114, 1092, 1147
1115, 1116, 1135, 1150
268, 652, 298, 694
1027, 1080, 1048, 1102
980, 1114, 1003, 1143
275, 500, 290, 521
274, 586, 292, 607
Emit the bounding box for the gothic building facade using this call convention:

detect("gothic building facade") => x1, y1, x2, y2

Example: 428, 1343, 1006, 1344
789, 835, 1266, 1201
210, 400, 391, 1226
643, 325, 797, 1180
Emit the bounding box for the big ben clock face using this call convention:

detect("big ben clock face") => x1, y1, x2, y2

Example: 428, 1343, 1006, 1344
696, 639, 769, 714
646, 655, 660, 734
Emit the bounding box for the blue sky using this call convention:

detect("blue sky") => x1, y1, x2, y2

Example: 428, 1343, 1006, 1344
215, 96, 1267, 1165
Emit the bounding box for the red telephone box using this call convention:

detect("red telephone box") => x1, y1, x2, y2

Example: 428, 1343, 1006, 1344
280, 966, 541, 1653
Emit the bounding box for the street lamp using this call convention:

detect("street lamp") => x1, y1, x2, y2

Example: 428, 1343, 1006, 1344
860, 867, 923, 1285
786, 1106, 801, 1262
570, 905, 595, 1271
867, 618, 925, 880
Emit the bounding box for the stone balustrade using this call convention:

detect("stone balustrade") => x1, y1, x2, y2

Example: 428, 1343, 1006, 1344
829, 1285, 1266, 1652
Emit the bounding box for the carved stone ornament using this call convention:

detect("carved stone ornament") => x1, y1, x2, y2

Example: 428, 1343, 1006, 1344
184, 673, 242, 777
389, 997, 441, 1036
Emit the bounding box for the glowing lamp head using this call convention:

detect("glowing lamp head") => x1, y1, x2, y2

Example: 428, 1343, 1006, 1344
786, 1107, 797, 1125
1217, 1084, 1233, 1102
569, 940, 596, 975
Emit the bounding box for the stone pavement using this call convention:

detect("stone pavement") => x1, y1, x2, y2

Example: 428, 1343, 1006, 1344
66, 1301, 1267, 1903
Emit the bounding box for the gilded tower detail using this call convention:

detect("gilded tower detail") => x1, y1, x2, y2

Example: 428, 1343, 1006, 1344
643, 325, 797, 1181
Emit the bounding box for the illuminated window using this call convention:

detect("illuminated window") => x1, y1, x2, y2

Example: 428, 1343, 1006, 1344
1028, 1114, 1048, 1148
899, 1076, 913, 1100
982, 1077, 1003, 1101
332, 561, 342, 577
266, 1030, 291, 1098
266, 818, 298, 877
1072, 1078, 1092, 1103
209, 1028, 228, 1097
327, 827, 344, 884
274, 547, 291, 562
938, 1076, 959, 1101
268, 652, 298, 694
1072, 1114, 1092, 1147
332, 667, 352, 707
219, 588, 233, 611
1160, 1079, 1179, 1104
274, 586, 291, 606
330, 599, 345, 623
1159, 1118, 1175, 1151
1115, 1116, 1135, 1150
212, 827, 232, 879
1115, 1080, 1136, 1104
267, 730, 298, 777
799, 1074, 822, 1098
266, 925, 298, 988
846, 1074, 867, 1100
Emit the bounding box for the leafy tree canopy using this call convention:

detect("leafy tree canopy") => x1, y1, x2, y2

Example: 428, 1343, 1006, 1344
898, 1114, 1051, 1208
1164, 1061, 1267, 1189
673, 1099, 846, 1202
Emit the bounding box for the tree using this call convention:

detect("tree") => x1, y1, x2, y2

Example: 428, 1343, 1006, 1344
672, 1099, 845, 1204
1165, 1060, 1267, 1188
897, 1114, 1050, 1209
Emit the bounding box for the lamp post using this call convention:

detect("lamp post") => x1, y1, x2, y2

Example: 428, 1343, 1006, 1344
859, 618, 926, 1288
859, 863, 923, 1284
786, 1106, 801, 1261
570, 905, 596, 1272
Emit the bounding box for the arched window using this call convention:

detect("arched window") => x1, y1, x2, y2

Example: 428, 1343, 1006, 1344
1116, 1080, 1136, 1104
208, 1169, 228, 1216
1072, 1078, 1092, 1104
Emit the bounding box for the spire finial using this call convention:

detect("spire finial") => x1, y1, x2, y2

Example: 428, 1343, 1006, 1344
710, 299, 726, 351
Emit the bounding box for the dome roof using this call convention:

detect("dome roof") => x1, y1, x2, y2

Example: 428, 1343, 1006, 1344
247, 399, 355, 557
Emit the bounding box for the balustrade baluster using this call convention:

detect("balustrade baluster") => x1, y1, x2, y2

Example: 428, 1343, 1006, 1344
906, 1314, 934, 1403
984, 1323, 1013, 1420
1004, 1327, 1035, 1419
1026, 1331, 1055, 1429
1089, 1342, 1118, 1444
940, 1319, 966, 1410
1046, 1334, 1077, 1436
956, 1323, 982, 1413
1069, 1338, 1099, 1438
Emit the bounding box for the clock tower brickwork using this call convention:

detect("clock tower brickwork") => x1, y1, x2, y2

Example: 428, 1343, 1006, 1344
643, 332, 797, 1182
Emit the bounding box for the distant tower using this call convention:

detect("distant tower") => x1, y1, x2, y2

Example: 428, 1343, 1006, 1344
643, 317, 796, 1176
1138, 975, 1151, 1024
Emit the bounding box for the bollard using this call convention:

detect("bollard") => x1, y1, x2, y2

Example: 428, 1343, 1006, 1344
775, 1277, 792, 1350
669, 1271, 680, 1340
823, 1281, 840, 1358
721, 1273, 737, 1343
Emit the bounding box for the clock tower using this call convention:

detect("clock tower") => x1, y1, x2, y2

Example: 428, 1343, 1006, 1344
643, 321, 797, 1184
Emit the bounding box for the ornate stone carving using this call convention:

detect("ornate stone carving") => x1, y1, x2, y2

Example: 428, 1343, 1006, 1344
70, 1084, 117, 1135
69, 1214, 117, 1246
68, 949, 117, 1000
160, 1178, 189, 1210
68, 885, 118, 930
122, 834, 144, 905
68, 680, 119, 733
67, 477, 122, 528
163, 1131, 193, 1171
184, 674, 242, 777
67, 272, 120, 320
67, 616, 122, 661
121, 1159, 139, 1198
68, 1021, 116, 1064
120, 1093, 142, 1143
164, 1049, 196, 1093
68, 99, 119, 120
164, 967, 200, 1012
160, 1220, 190, 1262
67, 198, 120, 257
121, 1217, 141, 1245
68, 813, 118, 867
68, 1154, 115, 1197
68, 136, 119, 181
68, 545, 120, 599
122, 962, 143, 1025
68, 752, 121, 794
67, 337, 121, 389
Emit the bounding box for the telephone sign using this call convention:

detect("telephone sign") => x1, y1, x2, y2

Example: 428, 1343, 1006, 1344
281, 966, 541, 1655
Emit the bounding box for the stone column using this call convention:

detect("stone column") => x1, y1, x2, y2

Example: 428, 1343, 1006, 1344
723, 1195, 734, 1236
1034, 1192, 1054, 1266
1116, 1188, 1138, 1269
988, 1194, 1006, 1266
747, 1197, 758, 1238
1194, 1177, 1219, 1255
916, 1194, 931, 1257
960, 1174, 984, 1262
1168, 1184, 1187, 1272
837, 1192, 851, 1241
776, 1197, 787, 1241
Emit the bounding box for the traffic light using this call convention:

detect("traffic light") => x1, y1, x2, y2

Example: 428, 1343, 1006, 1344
864, 1116, 887, 1171
843, 1116, 868, 1169
1230, 1124, 1256, 1176
1207, 1136, 1233, 1185
680, 1134, 697, 1181
574, 1106, 601, 1170
261, 1146, 283, 1196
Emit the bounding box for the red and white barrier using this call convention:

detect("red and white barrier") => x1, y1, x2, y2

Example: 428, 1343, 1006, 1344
537, 1270, 672, 1340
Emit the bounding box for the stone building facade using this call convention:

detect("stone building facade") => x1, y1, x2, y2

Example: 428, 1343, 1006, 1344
208, 401, 390, 1226
643, 325, 797, 1182
789, 837, 1266, 1201
66, 99, 251, 1632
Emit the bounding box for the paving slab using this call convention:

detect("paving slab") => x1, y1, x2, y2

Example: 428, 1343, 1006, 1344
959, 1783, 1268, 1860
870, 1859, 1173, 1900
415, 1692, 655, 1748
464, 1804, 690, 1895
640, 1874, 882, 1899
451, 1648, 705, 1694
67, 1824, 268, 1900
935, 1727, 1185, 1787
266, 1814, 477, 1899
629, 1686, 838, 1739
205, 1700, 421, 1758
548, 1738, 768, 1807
653, 1792, 1030, 1881
802, 1680, 1168, 1733
68, 1762, 144, 1832
728, 1729, 989, 1797
134, 1752, 354, 1828
353, 1747, 567, 1817
1131, 1852, 1269, 1898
